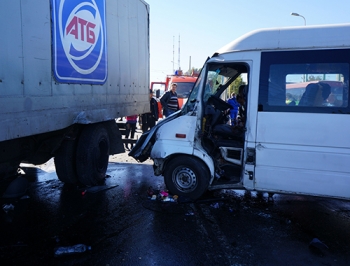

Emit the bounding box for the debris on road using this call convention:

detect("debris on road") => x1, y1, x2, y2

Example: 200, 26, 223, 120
147, 186, 154, 196
309, 238, 329, 256
54, 244, 91, 257
79, 184, 119, 194
2, 203, 15, 213
146, 187, 178, 203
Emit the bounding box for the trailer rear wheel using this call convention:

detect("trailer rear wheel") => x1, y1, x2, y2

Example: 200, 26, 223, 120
54, 139, 79, 184
164, 155, 209, 201
76, 124, 110, 186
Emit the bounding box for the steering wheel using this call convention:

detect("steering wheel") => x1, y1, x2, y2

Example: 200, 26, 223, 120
208, 95, 232, 111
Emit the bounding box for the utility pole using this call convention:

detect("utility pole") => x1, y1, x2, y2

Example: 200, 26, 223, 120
178, 35, 181, 70
172, 36, 175, 73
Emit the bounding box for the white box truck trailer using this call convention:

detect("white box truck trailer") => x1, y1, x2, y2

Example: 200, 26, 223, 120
131, 24, 350, 201
0, 0, 150, 188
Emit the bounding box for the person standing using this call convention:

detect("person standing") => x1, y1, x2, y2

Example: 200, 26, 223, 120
235, 95, 246, 127
160, 83, 179, 117
124, 115, 137, 150
140, 89, 159, 133
227, 92, 239, 125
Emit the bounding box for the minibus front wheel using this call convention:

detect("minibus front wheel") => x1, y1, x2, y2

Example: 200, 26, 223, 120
164, 155, 209, 201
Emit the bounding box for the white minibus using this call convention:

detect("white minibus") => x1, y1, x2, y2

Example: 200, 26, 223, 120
130, 24, 350, 201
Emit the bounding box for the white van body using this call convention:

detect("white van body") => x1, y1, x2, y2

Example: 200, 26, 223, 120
130, 24, 350, 201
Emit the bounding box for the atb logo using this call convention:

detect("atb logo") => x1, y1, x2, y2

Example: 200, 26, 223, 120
52, 0, 107, 84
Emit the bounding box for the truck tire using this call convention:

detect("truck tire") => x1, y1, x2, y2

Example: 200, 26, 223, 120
164, 155, 210, 201
76, 124, 110, 186
54, 139, 79, 184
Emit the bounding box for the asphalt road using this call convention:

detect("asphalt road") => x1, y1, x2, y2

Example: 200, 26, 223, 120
1, 148, 350, 266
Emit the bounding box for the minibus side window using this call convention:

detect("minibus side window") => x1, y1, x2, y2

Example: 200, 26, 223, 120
259, 49, 350, 113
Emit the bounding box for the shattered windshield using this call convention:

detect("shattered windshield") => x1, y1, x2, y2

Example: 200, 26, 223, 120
183, 63, 245, 112
203, 68, 223, 102
204, 64, 240, 101
184, 74, 202, 112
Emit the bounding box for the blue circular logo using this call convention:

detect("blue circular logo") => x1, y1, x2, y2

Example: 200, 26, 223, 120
59, 0, 104, 74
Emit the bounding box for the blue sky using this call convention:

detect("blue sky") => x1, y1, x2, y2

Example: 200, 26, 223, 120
145, 0, 350, 82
